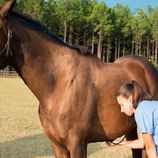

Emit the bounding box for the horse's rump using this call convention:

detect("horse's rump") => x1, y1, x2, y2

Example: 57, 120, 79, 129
115, 55, 158, 98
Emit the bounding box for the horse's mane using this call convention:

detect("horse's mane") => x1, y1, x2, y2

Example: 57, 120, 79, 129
8, 11, 91, 56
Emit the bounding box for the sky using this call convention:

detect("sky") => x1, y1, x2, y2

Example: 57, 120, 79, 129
102, 0, 158, 12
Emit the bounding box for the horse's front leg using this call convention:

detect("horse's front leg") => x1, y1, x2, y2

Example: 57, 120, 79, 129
125, 128, 147, 158
51, 141, 70, 158
38, 105, 70, 158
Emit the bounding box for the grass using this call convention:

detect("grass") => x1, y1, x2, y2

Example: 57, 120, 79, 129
0, 78, 132, 158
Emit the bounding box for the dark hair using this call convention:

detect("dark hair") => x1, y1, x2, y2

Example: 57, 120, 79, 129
117, 80, 151, 108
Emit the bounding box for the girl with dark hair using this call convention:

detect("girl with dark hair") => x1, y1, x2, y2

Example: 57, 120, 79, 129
117, 80, 158, 158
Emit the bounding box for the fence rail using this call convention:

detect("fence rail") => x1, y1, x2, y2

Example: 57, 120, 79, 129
0, 70, 18, 77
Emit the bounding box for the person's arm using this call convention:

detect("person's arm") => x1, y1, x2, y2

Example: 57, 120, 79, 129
107, 133, 144, 148
117, 133, 144, 149
142, 134, 157, 158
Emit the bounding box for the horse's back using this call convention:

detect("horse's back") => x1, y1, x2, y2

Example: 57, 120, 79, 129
115, 55, 158, 98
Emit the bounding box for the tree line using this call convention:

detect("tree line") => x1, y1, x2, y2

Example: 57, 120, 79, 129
1, 0, 158, 67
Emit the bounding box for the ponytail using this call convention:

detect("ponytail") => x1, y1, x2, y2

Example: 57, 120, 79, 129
117, 80, 151, 109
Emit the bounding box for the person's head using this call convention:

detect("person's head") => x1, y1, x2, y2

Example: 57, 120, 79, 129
117, 80, 151, 116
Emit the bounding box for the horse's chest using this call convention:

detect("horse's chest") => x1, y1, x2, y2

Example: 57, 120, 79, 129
38, 105, 71, 143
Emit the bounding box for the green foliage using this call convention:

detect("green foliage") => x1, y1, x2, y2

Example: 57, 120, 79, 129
150, 8, 158, 40
0, 0, 158, 63
21, 0, 45, 21
131, 9, 151, 42
112, 4, 132, 37
0, 0, 8, 5
89, 2, 112, 35
42, 0, 61, 34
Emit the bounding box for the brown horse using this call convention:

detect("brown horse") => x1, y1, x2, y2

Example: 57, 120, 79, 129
0, 1, 158, 158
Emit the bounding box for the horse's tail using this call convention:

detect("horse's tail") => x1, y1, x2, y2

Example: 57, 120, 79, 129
115, 55, 158, 99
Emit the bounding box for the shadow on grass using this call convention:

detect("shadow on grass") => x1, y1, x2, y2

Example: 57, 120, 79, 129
0, 134, 52, 158
0, 134, 104, 158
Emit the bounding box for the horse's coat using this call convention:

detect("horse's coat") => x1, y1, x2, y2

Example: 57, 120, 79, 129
0, 1, 157, 158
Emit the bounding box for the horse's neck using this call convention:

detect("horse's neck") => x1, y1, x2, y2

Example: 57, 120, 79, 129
10, 21, 72, 102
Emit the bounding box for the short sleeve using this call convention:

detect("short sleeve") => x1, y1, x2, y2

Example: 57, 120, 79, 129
135, 103, 154, 134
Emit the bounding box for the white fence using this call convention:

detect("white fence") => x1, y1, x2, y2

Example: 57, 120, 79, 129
0, 70, 18, 77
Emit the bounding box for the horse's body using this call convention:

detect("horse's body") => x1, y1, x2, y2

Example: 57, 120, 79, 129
0, 1, 158, 158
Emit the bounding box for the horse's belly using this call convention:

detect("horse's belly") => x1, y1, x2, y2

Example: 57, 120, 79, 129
86, 109, 132, 143
86, 115, 109, 142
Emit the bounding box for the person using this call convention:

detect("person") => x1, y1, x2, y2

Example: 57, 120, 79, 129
116, 80, 158, 158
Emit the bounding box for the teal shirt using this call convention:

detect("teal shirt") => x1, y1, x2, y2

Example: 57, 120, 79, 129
134, 100, 158, 154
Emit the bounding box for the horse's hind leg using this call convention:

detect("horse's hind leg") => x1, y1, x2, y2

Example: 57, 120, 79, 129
125, 128, 147, 158
51, 142, 70, 158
